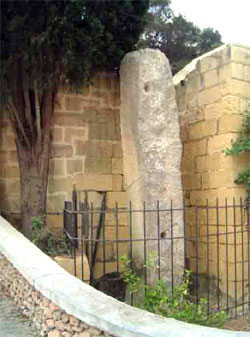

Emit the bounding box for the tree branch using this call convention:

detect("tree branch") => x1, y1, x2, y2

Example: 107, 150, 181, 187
7, 101, 31, 149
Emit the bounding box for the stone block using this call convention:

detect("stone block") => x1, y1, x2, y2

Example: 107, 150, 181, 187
181, 157, 195, 173
48, 178, 72, 194
112, 158, 123, 174
66, 159, 83, 175
6, 180, 20, 195
244, 65, 250, 81
231, 45, 250, 63
183, 139, 207, 157
54, 114, 85, 127
54, 93, 65, 111
189, 119, 217, 140
51, 145, 73, 158
196, 153, 220, 172
54, 254, 90, 282
74, 174, 113, 191
85, 157, 111, 174
221, 151, 249, 171
186, 75, 202, 94
232, 63, 244, 81
64, 127, 85, 143
222, 79, 250, 96
100, 141, 113, 157
8, 150, 18, 163
113, 142, 123, 157
106, 191, 126, 208
113, 175, 123, 191
203, 69, 219, 88
65, 95, 84, 112
47, 214, 63, 229
108, 93, 120, 107
49, 159, 65, 176
204, 102, 220, 120
199, 56, 220, 73
218, 64, 232, 82
74, 139, 86, 156
219, 114, 242, 133
52, 127, 63, 143
6, 165, 19, 179
88, 123, 120, 141
182, 173, 201, 190
47, 193, 66, 213
202, 170, 236, 190
198, 86, 221, 106
208, 133, 237, 153
82, 109, 97, 123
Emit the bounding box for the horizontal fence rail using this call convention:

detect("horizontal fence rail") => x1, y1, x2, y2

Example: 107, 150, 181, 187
63, 191, 250, 318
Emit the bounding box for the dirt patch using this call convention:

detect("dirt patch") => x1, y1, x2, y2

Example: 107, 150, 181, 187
224, 314, 250, 331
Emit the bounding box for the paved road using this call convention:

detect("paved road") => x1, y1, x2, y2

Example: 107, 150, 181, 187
0, 295, 39, 337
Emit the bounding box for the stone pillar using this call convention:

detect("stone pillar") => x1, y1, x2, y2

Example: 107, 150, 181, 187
120, 49, 184, 285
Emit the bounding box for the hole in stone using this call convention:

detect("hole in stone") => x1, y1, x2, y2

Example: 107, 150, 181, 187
144, 82, 150, 92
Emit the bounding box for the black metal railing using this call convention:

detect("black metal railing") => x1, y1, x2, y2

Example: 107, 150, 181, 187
63, 191, 250, 318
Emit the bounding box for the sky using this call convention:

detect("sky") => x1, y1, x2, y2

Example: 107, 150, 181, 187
170, 0, 250, 46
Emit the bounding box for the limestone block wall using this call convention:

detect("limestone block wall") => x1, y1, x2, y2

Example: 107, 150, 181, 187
174, 44, 250, 305
0, 70, 127, 279
174, 44, 250, 205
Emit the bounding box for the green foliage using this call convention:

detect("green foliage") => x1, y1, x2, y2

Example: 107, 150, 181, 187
1, 0, 149, 100
31, 216, 71, 256
223, 110, 250, 191
138, 0, 222, 73
120, 254, 227, 328
31, 216, 45, 246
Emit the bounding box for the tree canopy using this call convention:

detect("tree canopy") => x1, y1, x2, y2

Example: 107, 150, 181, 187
0, 0, 149, 238
1, 0, 149, 98
138, 0, 222, 73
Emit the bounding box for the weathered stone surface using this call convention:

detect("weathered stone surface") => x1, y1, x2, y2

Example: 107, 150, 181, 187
120, 48, 184, 285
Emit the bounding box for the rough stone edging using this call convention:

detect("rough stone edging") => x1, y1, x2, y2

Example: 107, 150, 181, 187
0, 216, 248, 337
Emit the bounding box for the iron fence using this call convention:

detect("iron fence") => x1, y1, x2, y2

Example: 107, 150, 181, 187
63, 190, 250, 318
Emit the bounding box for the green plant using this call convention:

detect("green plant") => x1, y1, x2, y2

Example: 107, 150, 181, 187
31, 216, 70, 256
223, 110, 250, 191
31, 216, 45, 246
120, 254, 227, 328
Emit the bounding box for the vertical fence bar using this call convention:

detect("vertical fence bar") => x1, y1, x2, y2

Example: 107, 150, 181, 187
143, 201, 147, 287
216, 198, 220, 310
195, 201, 199, 304
183, 199, 187, 270
157, 200, 161, 281
115, 202, 119, 273
240, 197, 245, 315
206, 199, 210, 314
170, 200, 174, 293
90, 202, 94, 284
129, 201, 133, 305
233, 197, 238, 317
225, 198, 229, 314
81, 209, 84, 281
246, 195, 250, 311
102, 205, 106, 277
72, 188, 78, 249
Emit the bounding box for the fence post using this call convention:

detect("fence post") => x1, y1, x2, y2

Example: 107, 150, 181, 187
72, 187, 78, 249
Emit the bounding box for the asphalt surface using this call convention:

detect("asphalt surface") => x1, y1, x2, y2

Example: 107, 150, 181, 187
0, 295, 38, 337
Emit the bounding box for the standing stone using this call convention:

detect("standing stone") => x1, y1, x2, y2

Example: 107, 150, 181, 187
120, 49, 184, 285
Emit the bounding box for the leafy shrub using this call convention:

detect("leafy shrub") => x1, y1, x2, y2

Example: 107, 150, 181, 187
223, 110, 250, 191
120, 254, 227, 328
31, 216, 70, 256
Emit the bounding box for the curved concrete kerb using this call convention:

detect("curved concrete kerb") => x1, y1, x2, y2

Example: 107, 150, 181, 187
0, 216, 248, 336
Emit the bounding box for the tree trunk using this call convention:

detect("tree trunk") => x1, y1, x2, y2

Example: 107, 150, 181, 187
17, 144, 50, 239
12, 88, 55, 239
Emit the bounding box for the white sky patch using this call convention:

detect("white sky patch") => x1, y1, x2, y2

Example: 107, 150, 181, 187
170, 0, 250, 46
